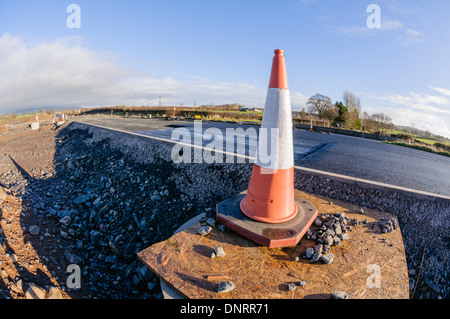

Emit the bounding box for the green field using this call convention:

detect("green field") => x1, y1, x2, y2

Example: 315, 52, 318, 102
384, 141, 450, 158
415, 137, 450, 146
387, 129, 450, 146
387, 129, 408, 136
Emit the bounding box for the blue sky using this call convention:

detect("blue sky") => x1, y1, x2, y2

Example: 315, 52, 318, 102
1, 0, 450, 137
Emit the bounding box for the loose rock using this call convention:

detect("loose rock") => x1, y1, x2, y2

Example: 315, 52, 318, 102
29, 225, 40, 236
320, 253, 335, 264
59, 215, 72, 227
217, 281, 235, 293
332, 291, 348, 299
74, 194, 90, 206
214, 247, 226, 258
309, 252, 321, 263
64, 251, 83, 264
287, 283, 296, 292
198, 226, 212, 236
206, 218, 216, 228
314, 217, 322, 227
304, 247, 314, 259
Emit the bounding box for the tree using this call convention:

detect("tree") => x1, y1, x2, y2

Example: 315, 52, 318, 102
343, 90, 361, 115
300, 108, 307, 118
307, 93, 334, 119
342, 90, 362, 130
361, 111, 373, 132
371, 112, 393, 134
423, 130, 432, 139
335, 101, 348, 128
322, 104, 338, 123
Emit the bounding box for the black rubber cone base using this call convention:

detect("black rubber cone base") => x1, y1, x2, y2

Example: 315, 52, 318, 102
216, 191, 318, 248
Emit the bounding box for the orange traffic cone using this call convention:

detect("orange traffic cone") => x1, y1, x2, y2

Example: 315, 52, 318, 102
240, 49, 297, 224
35, 114, 39, 122
216, 49, 318, 247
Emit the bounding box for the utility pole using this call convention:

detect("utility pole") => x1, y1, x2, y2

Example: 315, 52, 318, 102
159, 96, 162, 107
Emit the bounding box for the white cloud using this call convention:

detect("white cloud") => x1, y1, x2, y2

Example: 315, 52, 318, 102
363, 89, 450, 138
399, 28, 424, 45
290, 92, 310, 110
388, 4, 424, 18
364, 106, 450, 138
121, 76, 268, 107
0, 33, 308, 113
372, 92, 450, 115
0, 33, 131, 111
382, 20, 404, 31
334, 16, 424, 47
429, 85, 450, 96
334, 19, 402, 37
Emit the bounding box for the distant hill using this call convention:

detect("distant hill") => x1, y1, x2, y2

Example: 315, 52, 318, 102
394, 125, 450, 142
5, 106, 80, 115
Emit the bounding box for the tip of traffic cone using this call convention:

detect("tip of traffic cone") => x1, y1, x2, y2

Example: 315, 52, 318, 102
274, 49, 284, 56
268, 49, 288, 89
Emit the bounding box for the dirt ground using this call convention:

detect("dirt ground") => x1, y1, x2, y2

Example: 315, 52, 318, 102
0, 122, 73, 298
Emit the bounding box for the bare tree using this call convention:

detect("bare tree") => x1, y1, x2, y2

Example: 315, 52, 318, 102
343, 90, 361, 115
361, 111, 372, 131
371, 112, 393, 134
307, 93, 334, 119
343, 90, 362, 130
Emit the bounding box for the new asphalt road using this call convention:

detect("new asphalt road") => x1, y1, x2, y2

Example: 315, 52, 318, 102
74, 116, 450, 197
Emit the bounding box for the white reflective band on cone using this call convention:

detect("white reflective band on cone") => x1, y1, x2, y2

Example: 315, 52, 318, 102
255, 88, 294, 170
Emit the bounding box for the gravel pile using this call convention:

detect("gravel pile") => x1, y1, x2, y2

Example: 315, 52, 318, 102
300, 212, 353, 264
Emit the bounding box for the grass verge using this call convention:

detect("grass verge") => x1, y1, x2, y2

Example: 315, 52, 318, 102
384, 142, 450, 158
